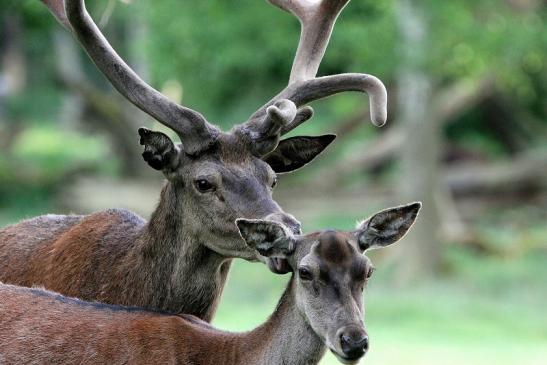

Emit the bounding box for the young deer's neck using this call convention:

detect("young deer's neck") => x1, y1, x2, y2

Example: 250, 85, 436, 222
122, 182, 232, 321
240, 277, 326, 365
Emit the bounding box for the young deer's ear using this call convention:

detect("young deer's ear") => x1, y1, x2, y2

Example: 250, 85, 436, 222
236, 219, 295, 258
138, 128, 181, 171
356, 202, 422, 251
263, 134, 336, 173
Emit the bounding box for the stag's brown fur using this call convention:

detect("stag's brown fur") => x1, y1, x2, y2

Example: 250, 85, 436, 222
0, 191, 230, 322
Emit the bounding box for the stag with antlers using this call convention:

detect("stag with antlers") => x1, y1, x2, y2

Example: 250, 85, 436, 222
0, 0, 387, 321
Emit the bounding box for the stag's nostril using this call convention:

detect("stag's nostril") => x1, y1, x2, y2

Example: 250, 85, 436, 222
263, 213, 301, 234
284, 217, 301, 234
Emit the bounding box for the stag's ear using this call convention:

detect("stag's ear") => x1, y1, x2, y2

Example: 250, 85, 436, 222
355, 202, 422, 251
263, 134, 336, 173
138, 128, 181, 172
236, 219, 295, 258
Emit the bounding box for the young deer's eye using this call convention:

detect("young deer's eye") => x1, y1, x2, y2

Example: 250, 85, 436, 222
298, 267, 313, 281
195, 179, 215, 193
366, 267, 376, 279
271, 177, 278, 188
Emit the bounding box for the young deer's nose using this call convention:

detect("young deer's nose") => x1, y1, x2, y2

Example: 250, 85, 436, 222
339, 330, 369, 359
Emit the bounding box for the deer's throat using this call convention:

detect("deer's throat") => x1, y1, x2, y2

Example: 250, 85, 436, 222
240, 277, 326, 365
128, 182, 232, 321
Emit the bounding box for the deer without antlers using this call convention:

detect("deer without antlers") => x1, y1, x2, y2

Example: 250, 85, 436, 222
0, 203, 420, 365
0, 0, 387, 321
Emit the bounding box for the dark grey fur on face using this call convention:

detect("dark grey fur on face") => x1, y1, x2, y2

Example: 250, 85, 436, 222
136, 128, 335, 256
136, 129, 329, 273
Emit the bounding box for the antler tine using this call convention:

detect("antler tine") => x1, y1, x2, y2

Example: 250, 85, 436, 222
41, 0, 219, 155
269, 0, 351, 84
240, 99, 298, 156
42, 0, 73, 30
250, 73, 388, 130
281, 106, 314, 134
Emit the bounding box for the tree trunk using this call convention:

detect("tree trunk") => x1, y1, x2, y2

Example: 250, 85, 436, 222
53, 29, 85, 129
118, 4, 152, 176
308, 76, 495, 184
394, 0, 442, 281
53, 6, 152, 178
0, 14, 26, 151
122, 4, 151, 131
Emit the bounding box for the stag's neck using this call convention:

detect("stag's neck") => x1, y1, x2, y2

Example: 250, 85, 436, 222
141, 181, 197, 257
121, 182, 231, 321
239, 277, 326, 365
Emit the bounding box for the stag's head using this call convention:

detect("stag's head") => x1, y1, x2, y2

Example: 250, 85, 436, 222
42, 0, 388, 269
138, 126, 333, 265
237, 202, 421, 364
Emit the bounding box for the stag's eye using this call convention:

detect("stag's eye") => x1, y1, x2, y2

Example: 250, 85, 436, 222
298, 267, 313, 281
366, 267, 375, 279
271, 177, 278, 188
195, 179, 215, 193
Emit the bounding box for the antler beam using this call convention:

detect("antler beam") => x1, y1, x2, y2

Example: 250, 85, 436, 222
42, 0, 219, 155
269, 0, 351, 84
249, 73, 388, 130
240, 0, 388, 155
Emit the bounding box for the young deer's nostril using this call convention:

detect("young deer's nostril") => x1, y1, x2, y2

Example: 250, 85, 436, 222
340, 332, 368, 358
340, 333, 351, 348
357, 335, 369, 351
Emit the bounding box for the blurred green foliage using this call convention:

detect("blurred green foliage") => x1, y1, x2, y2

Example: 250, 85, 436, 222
13, 127, 107, 173
0, 1, 543, 208
140, 0, 546, 126
2, 0, 545, 125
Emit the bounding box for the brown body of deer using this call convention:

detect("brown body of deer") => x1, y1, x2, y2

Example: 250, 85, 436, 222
0, 203, 420, 365
0, 0, 387, 321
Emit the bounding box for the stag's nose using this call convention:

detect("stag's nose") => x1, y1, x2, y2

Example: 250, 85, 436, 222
339, 329, 369, 360
285, 218, 301, 235
264, 212, 301, 234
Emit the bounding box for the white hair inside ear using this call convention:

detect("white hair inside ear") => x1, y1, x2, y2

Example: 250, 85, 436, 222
355, 202, 422, 251
236, 219, 295, 258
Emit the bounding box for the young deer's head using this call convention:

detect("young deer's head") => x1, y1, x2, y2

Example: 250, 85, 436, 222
43, 0, 388, 269
237, 202, 421, 364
